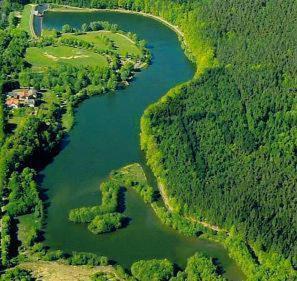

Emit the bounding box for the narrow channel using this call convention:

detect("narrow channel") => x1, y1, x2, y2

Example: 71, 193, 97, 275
38, 10, 245, 280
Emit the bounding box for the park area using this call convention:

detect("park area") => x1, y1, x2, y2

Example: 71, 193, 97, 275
26, 45, 108, 69
25, 31, 142, 71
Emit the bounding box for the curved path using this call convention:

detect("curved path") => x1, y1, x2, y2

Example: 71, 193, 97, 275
38, 10, 245, 281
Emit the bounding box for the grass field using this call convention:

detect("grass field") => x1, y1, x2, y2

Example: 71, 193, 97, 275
62, 31, 141, 56
19, 4, 36, 37
115, 163, 147, 185
25, 45, 108, 69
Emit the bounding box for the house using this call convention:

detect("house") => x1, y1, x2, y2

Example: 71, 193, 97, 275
12, 88, 37, 100
6, 98, 20, 109
6, 88, 38, 109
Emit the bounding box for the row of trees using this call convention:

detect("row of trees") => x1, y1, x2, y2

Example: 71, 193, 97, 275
130, 253, 226, 281
151, 203, 213, 238
0, 82, 5, 145
0, 216, 11, 268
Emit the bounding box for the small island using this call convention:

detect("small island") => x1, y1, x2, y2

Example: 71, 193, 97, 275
68, 163, 156, 234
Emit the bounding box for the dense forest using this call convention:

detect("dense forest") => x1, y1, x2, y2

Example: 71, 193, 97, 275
141, 0, 297, 268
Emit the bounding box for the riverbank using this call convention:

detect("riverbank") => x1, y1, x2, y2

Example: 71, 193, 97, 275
158, 181, 225, 233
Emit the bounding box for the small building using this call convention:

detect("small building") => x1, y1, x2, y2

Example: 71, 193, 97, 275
6, 87, 38, 109
6, 98, 20, 109
12, 88, 37, 100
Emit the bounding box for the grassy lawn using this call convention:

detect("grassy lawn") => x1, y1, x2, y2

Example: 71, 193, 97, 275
63, 31, 141, 56
42, 29, 59, 37
19, 4, 35, 37
115, 163, 147, 185
25, 45, 108, 69
17, 214, 39, 245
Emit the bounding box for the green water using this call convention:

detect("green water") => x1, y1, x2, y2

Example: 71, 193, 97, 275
40, 10, 245, 280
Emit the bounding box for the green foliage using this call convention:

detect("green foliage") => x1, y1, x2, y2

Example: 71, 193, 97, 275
169, 252, 226, 281
111, 163, 156, 204
6, 168, 39, 216
43, 249, 65, 261
0, 114, 63, 192
1, 215, 11, 267
0, 81, 5, 144
62, 103, 74, 131
49, 0, 295, 275
61, 24, 73, 33
88, 213, 125, 234
0, 268, 34, 281
0, 0, 24, 28
184, 252, 226, 281
81, 20, 119, 33
0, 29, 29, 79
91, 272, 109, 281
131, 259, 174, 281
17, 213, 41, 248
138, 0, 297, 271
69, 163, 153, 235
69, 180, 121, 223
131, 182, 155, 204
67, 252, 109, 266
210, 228, 297, 281
151, 203, 210, 237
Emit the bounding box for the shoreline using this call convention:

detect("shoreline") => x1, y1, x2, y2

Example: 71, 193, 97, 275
46, 5, 184, 39
158, 180, 225, 233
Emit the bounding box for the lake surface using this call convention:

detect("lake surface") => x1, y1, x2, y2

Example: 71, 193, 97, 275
40, 10, 245, 280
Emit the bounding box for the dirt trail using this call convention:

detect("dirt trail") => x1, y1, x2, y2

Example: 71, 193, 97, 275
44, 52, 89, 61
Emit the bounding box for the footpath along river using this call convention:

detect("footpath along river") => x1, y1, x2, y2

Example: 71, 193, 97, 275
38, 9, 245, 280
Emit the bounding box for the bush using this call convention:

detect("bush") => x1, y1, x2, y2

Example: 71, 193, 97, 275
68, 252, 109, 266
0, 268, 34, 281
88, 213, 125, 234
131, 259, 174, 281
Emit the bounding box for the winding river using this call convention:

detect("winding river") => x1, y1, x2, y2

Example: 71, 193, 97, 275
38, 10, 245, 280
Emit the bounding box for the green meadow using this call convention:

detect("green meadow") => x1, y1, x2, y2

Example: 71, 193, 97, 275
25, 45, 108, 69
62, 31, 141, 56
25, 31, 142, 71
